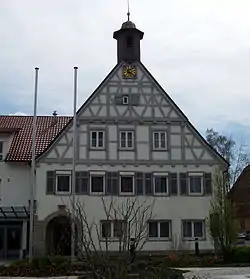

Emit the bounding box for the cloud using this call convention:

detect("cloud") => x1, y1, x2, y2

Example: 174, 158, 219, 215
0, 0, 250, 142
9, 112, 28, 116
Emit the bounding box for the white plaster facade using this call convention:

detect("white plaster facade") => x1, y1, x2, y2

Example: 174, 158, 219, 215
34, 63, 227, 254
0, 133, 30, 205
36, 163, 217, 252
0, 21, 228, 258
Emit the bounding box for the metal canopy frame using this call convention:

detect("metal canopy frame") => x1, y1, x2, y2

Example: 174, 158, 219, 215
0, 206, 31, 219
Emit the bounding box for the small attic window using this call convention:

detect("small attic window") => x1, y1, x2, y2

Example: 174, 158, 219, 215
122, 96, 129, 105
127, 36, 133, 48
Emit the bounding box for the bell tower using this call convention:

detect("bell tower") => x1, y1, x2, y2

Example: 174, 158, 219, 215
113, 13, 144, 63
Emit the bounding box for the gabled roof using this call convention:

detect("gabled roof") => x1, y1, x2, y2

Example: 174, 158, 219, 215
0, 116, 71, 162
39, 61, 229, 168
139, 62, 229, 168
229, 164, 250, 198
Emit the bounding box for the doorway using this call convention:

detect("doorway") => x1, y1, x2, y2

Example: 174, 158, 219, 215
0, 222, 22, 260
46, 216, 72, 256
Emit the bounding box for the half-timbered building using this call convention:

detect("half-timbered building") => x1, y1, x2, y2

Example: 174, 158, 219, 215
0, 18, 228, 259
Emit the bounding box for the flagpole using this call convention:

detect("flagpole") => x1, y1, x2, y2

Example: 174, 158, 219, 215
71, 66, 78, 262
29, 67, 39, 262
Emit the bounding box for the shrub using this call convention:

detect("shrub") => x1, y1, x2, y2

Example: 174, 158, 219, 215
231, 247, 250, 263
0, 257, 75, 277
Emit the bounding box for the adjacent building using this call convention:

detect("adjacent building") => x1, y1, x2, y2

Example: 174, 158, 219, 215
229, 165, 250, 232
0, 18, 228, 259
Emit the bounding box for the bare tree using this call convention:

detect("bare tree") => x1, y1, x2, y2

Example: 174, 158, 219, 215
231, 138, 250, 185
206, 128, 250, 184
67, 196, 154, 278
208, 167, 238, 261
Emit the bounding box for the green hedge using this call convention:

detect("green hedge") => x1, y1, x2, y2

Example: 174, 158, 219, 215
0, 257, 185, 278
0, 257, 87, 277
231, 247, 250, 263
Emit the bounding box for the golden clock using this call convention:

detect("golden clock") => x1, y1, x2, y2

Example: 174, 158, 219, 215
123, 64, 137, 79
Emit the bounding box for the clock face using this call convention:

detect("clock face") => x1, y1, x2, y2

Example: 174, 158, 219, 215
123, 64, 137, 79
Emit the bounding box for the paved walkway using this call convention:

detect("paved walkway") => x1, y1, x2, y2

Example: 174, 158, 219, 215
182, 267, 250, 279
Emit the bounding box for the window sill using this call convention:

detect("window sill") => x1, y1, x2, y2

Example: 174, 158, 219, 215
119, 192, 135, 196
152, 148, 168, 152
182, 237, 206, 241
55, 192, 71, 196
189, 193, 204, 197
100, 237, 124, 242
148, 237, 172, 242
90, 192, 105, 196
154, 193, 169, 197
119, 148, 135, 151
89, 147, 106, 151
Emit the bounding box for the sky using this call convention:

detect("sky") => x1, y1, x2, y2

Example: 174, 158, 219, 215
0, 0, 250, 145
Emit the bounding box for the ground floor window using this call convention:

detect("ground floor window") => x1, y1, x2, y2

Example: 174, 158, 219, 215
182, 220, 205, 239
101, 220, 127, 239
56, 171, 71, 194
148, 220, 171, 240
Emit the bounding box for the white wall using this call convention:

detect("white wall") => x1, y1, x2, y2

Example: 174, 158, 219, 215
36, 162, 216, 251
0, 133, 31, 206
0, 162, 30, 206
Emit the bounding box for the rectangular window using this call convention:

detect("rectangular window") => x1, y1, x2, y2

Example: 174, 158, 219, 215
90, 172, 105, 194
189, 173, 203, 195
153, 173, 168, 195
56, 171, 71, 194
0, 142, 3, 161
101, 221, 111, 238
120, 173, 134, 195
127, 36, 133, 48
182, 220, 205, 239
148, 220, 171, 239
153, 131, 167, 150
91, 131, 104, 149
122, 96, 129, 105
101, 220, 127, 239
120, 131, 134, 149
113, 220, 127, 238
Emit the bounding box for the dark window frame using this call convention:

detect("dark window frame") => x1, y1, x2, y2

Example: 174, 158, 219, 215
182, 220, 205, 240
90, 172, 105, 194
152, 131, 167, 150
119, 131, 134, 149
90, 130, 105, 149
101, 220, 127, 240
153, 173, 169, 196
55, 171, 71, 194
122, 96, 129, 105
127, 36, 133, 48
188, 173, 204, 196
148, 220, 171, 240
120, 173, 134, 195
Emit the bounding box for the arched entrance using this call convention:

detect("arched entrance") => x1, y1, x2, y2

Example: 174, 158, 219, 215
46, 215, 72, 256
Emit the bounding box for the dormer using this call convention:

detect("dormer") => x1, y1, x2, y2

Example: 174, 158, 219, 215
0, 128, 18, 162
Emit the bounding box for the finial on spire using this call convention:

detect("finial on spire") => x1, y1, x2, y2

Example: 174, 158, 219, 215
127, 0, 130, 21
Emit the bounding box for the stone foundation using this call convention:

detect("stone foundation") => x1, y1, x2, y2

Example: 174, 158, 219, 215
33, 216, 46, 257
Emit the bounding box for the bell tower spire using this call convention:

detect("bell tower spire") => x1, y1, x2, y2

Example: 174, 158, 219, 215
127, 0, 130, 21
113, 4, 144, 63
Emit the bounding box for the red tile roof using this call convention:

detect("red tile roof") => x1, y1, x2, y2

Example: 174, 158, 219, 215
0, 116, 72, 162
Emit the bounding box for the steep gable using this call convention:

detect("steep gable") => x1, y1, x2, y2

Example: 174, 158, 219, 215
78, 62, 184, 120
0, 116, 71, 162
39, 62, 228, 166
